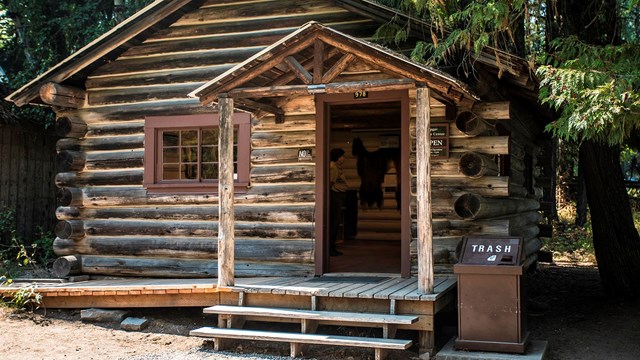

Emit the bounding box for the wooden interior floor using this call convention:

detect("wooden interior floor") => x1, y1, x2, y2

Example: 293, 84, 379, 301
329, 239, 401, 273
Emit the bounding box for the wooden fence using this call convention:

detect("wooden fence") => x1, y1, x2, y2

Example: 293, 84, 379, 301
0, 123, 58, 242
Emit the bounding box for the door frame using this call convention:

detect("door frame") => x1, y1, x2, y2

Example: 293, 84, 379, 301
314, 90, 411, 276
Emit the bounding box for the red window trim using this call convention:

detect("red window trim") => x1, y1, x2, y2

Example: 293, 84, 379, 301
144, 113, 250, 194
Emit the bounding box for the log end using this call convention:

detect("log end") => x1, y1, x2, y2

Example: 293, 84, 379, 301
53, 255, 81, 277
458, 152, 483, 178
454, 193, 481, 219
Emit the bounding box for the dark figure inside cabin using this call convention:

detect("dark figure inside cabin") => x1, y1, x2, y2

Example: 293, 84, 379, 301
352, 137, 401, 210
329, 148, 348, 256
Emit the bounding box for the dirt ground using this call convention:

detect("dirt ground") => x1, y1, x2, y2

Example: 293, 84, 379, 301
1, 262, 639, 360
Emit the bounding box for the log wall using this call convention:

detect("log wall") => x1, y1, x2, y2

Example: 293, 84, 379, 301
50, 0, 544, 278
52, 0, 377, 278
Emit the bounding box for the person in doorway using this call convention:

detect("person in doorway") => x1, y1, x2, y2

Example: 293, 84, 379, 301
329, 148, 348, 256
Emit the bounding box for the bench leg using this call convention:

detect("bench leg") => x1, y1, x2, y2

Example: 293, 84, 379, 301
290, 343, 304, 358
213, 337, 230, 351
418, 330, 434, 359
382, 324, 397, 339
375, 348, 388, 360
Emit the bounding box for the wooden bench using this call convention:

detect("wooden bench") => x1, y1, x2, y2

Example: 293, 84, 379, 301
192, 304, 419, 359
190, 327, 413, 359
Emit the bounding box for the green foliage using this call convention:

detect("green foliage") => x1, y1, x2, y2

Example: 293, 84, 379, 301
538, 37, 640, 145
0, 283, 42, 312
545, 204, 596, 262
0, 206, 55, 279
0, 0, 153, 125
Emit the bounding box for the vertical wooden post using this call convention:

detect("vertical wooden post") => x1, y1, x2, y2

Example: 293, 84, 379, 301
416, 87, 434, 294
218, 94, 235, 287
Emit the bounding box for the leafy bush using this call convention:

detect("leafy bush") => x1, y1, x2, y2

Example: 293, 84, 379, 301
0, 206, 55, 278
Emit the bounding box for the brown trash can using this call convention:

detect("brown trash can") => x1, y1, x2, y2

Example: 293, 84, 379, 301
454, 236, 530, 354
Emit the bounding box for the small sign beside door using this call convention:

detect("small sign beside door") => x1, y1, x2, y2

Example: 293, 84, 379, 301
298, 148, 313, 161
430, 123, 449, 159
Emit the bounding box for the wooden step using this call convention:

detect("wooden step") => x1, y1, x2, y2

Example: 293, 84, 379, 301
358, 210, 401, 220
190, 327, 412, 359
203, 305, 418, 325
356, 231, 401, 241
357, 220, 401, 233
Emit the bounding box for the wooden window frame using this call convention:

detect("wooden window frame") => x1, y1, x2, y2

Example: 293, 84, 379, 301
144, 113, 250, 193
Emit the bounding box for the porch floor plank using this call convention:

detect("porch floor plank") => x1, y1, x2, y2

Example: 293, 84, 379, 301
371, 279, 416, 299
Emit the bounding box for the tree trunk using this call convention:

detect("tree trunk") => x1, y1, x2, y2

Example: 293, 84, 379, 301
580, 141, 640, 297
575, 163, 587, 227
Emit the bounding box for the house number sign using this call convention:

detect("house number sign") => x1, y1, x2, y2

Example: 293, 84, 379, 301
353, 90, 368, 99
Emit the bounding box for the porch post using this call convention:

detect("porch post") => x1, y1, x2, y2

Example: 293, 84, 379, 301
218, 94, 235, 287
416, 86, 434, 293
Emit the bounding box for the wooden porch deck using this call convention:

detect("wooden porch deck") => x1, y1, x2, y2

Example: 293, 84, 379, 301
0, 275, 456, 309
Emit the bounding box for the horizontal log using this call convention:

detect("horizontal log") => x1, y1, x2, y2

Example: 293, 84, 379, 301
85, 121, 144, 137
509, 183, 529, 198
127, 21, 377, 61
57, 187, 83, 207
250, 165, 315, 183
251, 130, 315, 148
455, 111, 497, 136
92, 47, 261, 77
56, 170, 143, 187
40, 82, 86, 108
227, 79, 416, 99
56, 135, 144, 152
415, 176, 510, 197
410, 136, 509, 154
78, 255, 313, 278
524, 237, 543, 257
53, 255, 81, 277
56, 204, 314, 223
86, 64, 234, 89
470, 101, 510, 120
411, 219, 509, 238
148, 9, 358, 41
86, 150, 144, 170
510, 224, 540, 242
57, 150, 86, 172
458, 152, 499, 178
454, 193, 540, 219
55, 220, 85, 239
69, 99, 213, 123
251, 147, 316, 165
55, 115, 88, 138
252, 114, 315, 132
53, 219, 314, 239
88, 82, 202, 106
81, 184, 316, 206
53, 237, 313, 263
499, 211, 544, 231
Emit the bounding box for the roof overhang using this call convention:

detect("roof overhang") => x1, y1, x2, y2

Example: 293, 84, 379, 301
190, 21, 479, 108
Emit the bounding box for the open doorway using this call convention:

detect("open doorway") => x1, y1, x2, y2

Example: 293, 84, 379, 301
327, 100, 403, 274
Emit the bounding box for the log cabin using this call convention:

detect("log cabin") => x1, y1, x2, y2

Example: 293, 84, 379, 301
5, 0, 555, 357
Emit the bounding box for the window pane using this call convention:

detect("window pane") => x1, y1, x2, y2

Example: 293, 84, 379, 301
201, 146, 217, 162
163, 148, 179, 163
201, 164, 217, 179
202, 129, 218, 145
181, 130, 198, 146
163, 164, 180, 180
181, 164, 198, 180
181, 147, 198, 162
162, 131, 179, 146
